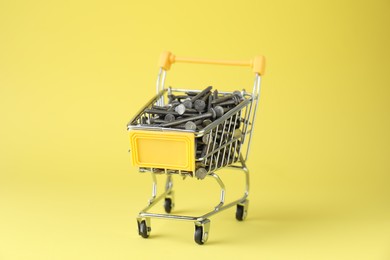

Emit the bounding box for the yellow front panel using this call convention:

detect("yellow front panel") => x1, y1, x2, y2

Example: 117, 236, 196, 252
129, 130, 195, 172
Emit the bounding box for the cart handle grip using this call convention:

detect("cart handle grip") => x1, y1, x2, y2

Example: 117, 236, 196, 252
159, 51, 265, 75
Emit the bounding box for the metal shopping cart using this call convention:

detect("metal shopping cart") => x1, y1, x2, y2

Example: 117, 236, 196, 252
127, 51, 265, 244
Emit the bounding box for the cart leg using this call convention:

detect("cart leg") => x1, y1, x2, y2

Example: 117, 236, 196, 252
148, 172, 158, 205
194, 219, 210, 245
137, 217, 151, 238
164, 174, 175, 213
240, 154, 250, 197
236, 157, 249, 220
208, 173, 225, 210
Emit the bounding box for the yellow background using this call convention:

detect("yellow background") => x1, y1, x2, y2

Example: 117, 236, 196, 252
1, 0, 389, 259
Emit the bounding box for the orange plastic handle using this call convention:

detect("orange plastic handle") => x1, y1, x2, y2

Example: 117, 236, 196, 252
159, 51, 265, 75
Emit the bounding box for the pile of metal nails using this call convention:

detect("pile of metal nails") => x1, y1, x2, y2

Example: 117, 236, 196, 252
139, 86, 246, 179
194, 126, 243, 179
141, 86, 244, 131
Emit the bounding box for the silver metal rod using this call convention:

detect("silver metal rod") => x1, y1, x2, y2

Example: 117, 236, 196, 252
160, 70, 167, 105
148, 173, 158, 205
156, 68, 162, 97
239, 154, 250, 196
165, 174, 173, 193
245, 74, 261, 161
139, 212, 198, 221
208, 173, 225, 210
241, 75, 257, 146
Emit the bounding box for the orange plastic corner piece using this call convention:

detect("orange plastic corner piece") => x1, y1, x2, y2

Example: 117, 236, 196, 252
159, 51, 176, 71
252, 55, 266, 75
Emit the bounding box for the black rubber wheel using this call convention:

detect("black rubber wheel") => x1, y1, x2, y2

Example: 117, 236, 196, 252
164, 198, 172, 213
236, 204, 245, 221
138, 220, 149, 238
194, 226, 204, 245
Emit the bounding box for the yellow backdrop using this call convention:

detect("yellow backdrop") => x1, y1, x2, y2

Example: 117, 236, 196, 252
1, 0, 389, 259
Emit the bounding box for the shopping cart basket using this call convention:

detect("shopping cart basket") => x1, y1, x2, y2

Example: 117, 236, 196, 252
127, 51, 265, 244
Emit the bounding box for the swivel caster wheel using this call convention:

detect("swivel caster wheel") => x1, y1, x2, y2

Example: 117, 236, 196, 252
164, 197, 174, 213
236, 199, 249, 221
194, 219, 210, 245
137, 218, 151, 238
163, 191, 175, 213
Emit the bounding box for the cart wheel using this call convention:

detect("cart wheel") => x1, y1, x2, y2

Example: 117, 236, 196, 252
194, 219, 210, 245
164, 198, 173, 213
137, 219, 151, 238
236, 200, 249, 221
194, 226, 205, 245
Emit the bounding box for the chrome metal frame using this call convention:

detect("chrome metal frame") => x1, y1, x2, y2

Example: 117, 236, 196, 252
138, 155, 249, 221
130, 68, 262, 243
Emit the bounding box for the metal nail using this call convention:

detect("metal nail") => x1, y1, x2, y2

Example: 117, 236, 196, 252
214, 106, 224, 118
213, 89, 218, 100
184, 121, 197, 131
194, 119, 204, 125
211, 94, 234, 105
144, 108, 196, 117
207, 94, 212, 110
161, 108, 219, 127
202, 119, 212, 127
195, 167, 208, 179
194, 99, 206, 112
145, 109, 177, 116
174, 104, 186, 115
152, 105, 169, 110
216, 97, 240, 107
182, 99, 193, 109
185, 91, 199, 96
233, 90, 244, 100
190, 86, 212, 103
164, 114, 176, 122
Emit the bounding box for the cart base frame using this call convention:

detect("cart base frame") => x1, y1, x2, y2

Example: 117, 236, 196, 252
136, 154, 250, 244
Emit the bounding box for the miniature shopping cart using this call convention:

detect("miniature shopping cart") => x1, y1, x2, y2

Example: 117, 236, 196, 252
127, 51, 265, 244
